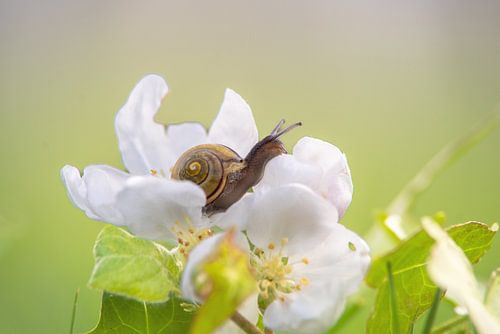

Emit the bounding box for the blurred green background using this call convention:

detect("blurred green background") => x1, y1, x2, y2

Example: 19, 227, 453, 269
1, 1, 499, 333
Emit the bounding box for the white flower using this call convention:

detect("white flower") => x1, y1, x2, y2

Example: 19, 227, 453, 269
423, 218, 500, 334
255, 136, 353, 218
61, 75, 258, 240
182, 184, 371, 334
61, 74, 354, 244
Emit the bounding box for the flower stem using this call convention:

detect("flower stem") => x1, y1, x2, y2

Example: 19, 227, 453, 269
231, 311, 264, 334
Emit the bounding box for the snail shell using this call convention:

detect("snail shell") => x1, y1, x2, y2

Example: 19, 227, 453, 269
171, 144, 245, 204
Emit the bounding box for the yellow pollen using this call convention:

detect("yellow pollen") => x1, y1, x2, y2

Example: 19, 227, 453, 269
150, 169, 158, 176
281, 238, 288, 246
301, 257, 310, 265
268, 243, 276, 250
300, 277, 310, 286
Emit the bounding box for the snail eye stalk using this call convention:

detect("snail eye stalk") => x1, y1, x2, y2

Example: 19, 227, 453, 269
270, 119, 302, 139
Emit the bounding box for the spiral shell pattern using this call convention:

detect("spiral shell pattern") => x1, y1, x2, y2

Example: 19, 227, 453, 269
171, 144, 242, 203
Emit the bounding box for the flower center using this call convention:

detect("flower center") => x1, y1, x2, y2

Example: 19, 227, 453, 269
170, 222, 213, 258
251, 238, 310, 304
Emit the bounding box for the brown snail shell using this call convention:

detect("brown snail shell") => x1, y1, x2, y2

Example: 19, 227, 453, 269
171, 144, 245, 204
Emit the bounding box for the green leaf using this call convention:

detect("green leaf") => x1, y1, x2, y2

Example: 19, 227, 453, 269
190, 232, 257, 334
88, 292, 193, 334
366, 221, 497, 334
89, 226, 180, 302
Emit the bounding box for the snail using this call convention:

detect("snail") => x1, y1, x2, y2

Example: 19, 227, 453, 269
171, 119, 302, 216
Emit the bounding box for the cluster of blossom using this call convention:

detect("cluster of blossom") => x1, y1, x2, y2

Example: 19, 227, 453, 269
61, 75, 371, 333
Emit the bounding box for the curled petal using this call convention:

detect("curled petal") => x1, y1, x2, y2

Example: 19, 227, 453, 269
208, 89, 258, 158
293, 137, 353, 217
60, 165, 129, 225
246, 184, 338, 256
115, 75, 174, 175
114, 176, 207, 240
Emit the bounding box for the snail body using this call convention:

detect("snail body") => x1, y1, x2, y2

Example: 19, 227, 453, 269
171, 120, 301, 215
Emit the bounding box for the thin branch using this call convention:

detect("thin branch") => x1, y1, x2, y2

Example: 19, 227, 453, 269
231, 311, 264, 334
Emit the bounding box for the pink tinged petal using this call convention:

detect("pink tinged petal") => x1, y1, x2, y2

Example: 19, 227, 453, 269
246, 184, 339, 256
115, 75, 174, 175
254, 154, 323, 194
208, 89, 258, 158
165, 122, 209, 167
293, 137, 353, 217
60, 165, 129, 225
114, 176, 207, 240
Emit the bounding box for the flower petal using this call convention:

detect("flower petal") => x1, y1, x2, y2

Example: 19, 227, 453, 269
60, 165, 129, 225
246, 184, 338, 256
293, 137, 353, 217
208, 89, 258, 158
165, 122, 208, 166
264, 284, 345, 334
291, 223, 371, 295
254, 154, 323, 194
210, 193, 255, 231
115, 75, 174, 175
114, 176, 207, 240
264, 224, 370, 333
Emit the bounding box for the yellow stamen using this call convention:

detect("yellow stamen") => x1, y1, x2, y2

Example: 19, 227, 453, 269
300, 277, 310, 286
